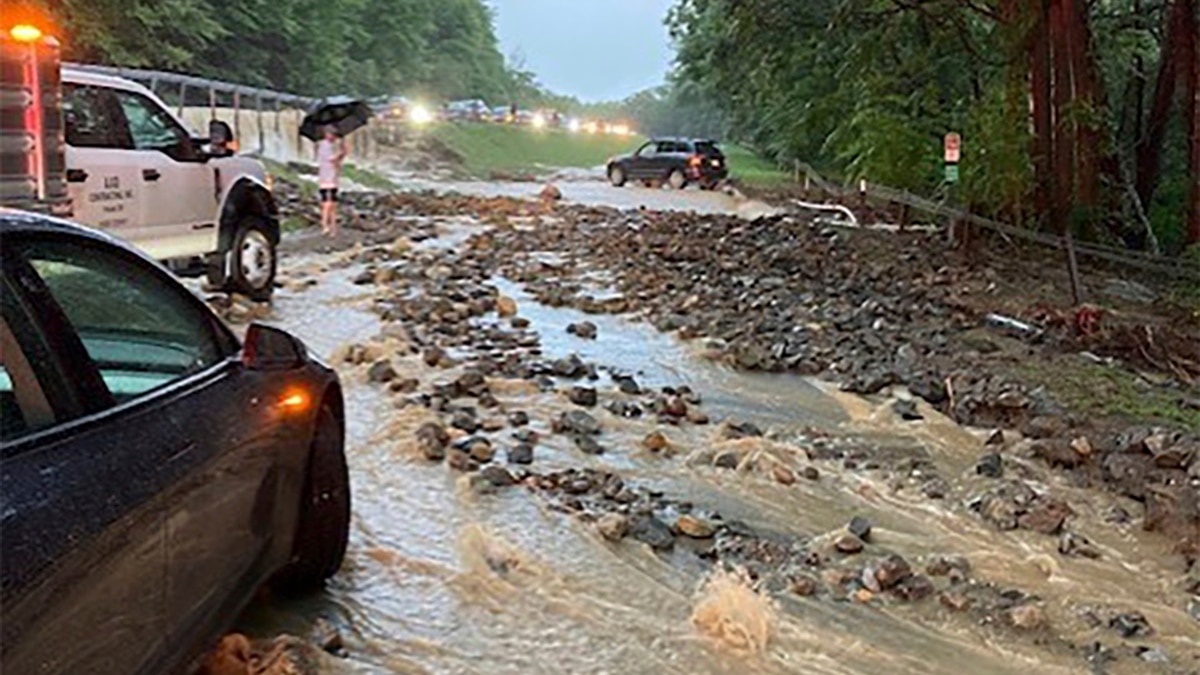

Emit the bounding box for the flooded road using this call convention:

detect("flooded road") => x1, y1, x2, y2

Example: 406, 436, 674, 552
234, 205, 1199, 674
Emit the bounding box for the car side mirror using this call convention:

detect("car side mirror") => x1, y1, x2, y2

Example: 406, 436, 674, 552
242, 324, 307, 371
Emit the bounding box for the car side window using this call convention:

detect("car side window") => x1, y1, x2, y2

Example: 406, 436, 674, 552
636, 142, 656, 157
111, 90, 197, 160
656, 141, 676, 154
22, 239, 231, 404
63, 84, 131, 149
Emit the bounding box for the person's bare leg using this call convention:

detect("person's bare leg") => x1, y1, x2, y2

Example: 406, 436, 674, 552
329, 201, 340, 238
320, 201, 332, 235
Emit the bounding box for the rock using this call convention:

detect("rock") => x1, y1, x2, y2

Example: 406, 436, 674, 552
688, 411, 711, 425
790, 574, 819, 597
925, 555, 971, 578
847, 516, 872, 541
454, 436, 494, 463
554, 409, 601, 435
606, 400, 643, 418
567, 386, 598, 407
507, 443, 534, 465
893, 399, 923, 421
985, 429, 1006, 446
513, 428, 539, 444
1031, 439, 1083, 469
597, 513, 630, 541
367, 360, 397, 383
479, 465, 516, 487
1022, 415, 1068, 440
310, 618, 345, 656
539, 183, 563, 201
508, 410, 530, 427
454, 370, 487, 397
1058, 531, 1101, 559
567, 321, 598, 339
871, 554, 912, 590
676, 514, 717, 538
1137, 647, 1169, 663
1152, 438, 1196, 469
496, 295, 518, 317
574, 435, 605, 455
1070, 436, 1093, 458
1009, 604, 1046, 630
450, 410, 479, 433
422, 346, 448, 368
892, 574, 934, 602
801, 466, 820, 481
714, 450, 740, 469
447, 449, 480, 472
389, 377, 420, 393
834, 534, 865, 554
940, 591, 973, 612
921, 478, 949, 500
511, 316, 531, 329
416, 422, 449, 461
976, 452, 1004, 478
720, 421, 764, 439
630, 515, 675, 551
1018, 496, 1072, 535
662, 395, 688, 418
772, 465, 796, 485
1110, 612, 1152, 638
614, 375, 641, 394
552, 354, 587, 378
642, 431, 670, 452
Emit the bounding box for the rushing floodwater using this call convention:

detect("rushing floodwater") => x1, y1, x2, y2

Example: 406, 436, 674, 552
235, 220, 1199, 675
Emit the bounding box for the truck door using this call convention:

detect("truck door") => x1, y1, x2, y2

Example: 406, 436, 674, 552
62, 83, 141, 235
110, 89, 218, 259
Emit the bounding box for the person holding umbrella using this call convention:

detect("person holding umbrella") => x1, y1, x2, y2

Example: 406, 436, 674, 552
300, 96, 373, 237
316, 125, 347, 237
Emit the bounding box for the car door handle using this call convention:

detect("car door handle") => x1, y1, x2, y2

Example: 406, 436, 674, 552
66, 168, 88, 183
143, 169, 161, 182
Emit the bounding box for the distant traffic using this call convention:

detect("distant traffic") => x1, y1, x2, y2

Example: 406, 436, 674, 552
366, 95, 636, 136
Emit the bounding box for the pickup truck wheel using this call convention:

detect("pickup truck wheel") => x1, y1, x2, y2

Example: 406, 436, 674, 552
668, 169, 688, 190
275, 404, 350, 592
609, 165, 626, 187
229, 217, 276, 301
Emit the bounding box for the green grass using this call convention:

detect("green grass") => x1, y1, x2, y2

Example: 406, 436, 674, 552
427, 123, 643, 177
724, 145, 794, 187
1019, 359, 1200, 431
262, 159, 315, 198
343, 163, 399, 191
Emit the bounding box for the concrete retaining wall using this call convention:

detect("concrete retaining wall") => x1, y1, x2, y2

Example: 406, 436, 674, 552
178, 106, 388, 166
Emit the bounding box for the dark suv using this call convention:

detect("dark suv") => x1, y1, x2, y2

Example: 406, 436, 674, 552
607, 138, 728, 190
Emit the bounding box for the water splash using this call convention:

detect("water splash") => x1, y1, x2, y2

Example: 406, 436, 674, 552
691, 569, 778, 654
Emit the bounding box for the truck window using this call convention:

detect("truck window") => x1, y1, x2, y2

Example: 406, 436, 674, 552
63, 84, 130, 149
111, 90, 197, 161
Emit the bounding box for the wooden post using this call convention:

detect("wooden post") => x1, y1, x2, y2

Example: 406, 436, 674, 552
233, 91, 241, 143
177, 82, 187, 117
256, 93, 264, 155
209, 87, 216, 120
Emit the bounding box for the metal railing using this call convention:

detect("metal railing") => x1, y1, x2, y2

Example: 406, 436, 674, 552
786, 159, 1200, 282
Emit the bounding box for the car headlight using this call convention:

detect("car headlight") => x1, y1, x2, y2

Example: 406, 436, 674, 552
409, 105, 434, 125
531, 113, 547, 129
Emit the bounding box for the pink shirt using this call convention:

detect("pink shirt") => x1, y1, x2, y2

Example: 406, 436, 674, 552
317, 139, 343, 188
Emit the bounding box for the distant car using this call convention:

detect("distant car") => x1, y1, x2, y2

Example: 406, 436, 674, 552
369, 95, 410, 120
491, 106, 514, 123
0, 211, 350, 675
444, 99, 489, 122
607, 138, 728, 190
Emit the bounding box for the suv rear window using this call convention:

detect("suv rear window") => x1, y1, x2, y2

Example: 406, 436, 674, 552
695, 141, 723, 157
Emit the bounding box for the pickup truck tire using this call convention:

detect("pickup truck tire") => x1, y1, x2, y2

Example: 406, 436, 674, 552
668, 169, 687, 190
608, 165, 626, 187
275, 404, 350, 592
228, 216, 277, 301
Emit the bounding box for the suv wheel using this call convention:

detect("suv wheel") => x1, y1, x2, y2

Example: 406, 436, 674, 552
275, 403, 350, 591
229, 217, 277, 301
609, 165, 626, 187
668, 169, 687, 190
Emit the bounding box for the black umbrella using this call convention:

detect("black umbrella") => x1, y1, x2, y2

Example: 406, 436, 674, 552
300, 96, 373, 141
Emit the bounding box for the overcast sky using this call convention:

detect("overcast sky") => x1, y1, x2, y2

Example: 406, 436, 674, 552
487, 0, 676, 102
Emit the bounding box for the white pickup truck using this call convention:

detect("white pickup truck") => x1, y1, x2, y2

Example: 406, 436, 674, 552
1, 27, 279, 299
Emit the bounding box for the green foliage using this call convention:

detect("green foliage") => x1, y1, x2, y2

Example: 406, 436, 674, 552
32, 0, 541, 101
427, 124, 642, 178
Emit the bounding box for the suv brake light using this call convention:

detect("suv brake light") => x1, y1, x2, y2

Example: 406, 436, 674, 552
688, 155, 703, 168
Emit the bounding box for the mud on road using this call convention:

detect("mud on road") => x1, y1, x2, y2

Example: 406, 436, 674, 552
208, 181, 1198, 674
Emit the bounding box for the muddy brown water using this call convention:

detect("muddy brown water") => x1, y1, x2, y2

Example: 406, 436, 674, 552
235, 217, 1199, 674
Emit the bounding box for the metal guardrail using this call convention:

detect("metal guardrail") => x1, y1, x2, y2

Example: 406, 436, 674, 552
787, 159, 1200, 282
64, 63, 315, 111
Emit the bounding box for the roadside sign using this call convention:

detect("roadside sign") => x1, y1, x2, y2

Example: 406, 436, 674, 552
944, 132, 961, 164
945, 164, 959, 183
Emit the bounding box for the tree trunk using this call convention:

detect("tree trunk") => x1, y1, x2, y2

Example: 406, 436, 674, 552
1050, 0, 1075, 233
1136, 0, 1190, 207
1030, 0, 1054, 225
1066, 0, 1101, 212
1185, 0, 1200, 245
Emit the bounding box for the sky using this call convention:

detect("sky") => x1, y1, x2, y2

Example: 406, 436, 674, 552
487, 0, 676, 103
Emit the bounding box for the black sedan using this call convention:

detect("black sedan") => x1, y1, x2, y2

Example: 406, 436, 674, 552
0, 211, 350, 674
607, 138, 728, 190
